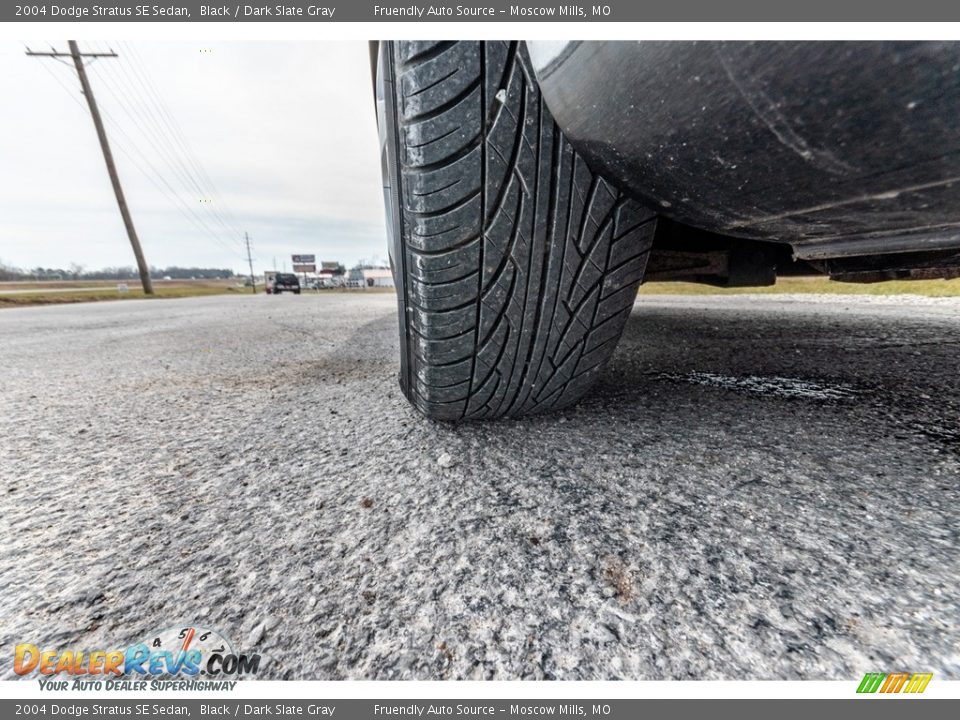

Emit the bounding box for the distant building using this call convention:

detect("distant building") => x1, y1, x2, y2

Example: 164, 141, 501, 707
314, 261, 340, 283
347, 266, 394, 288
363, 268, 394, 287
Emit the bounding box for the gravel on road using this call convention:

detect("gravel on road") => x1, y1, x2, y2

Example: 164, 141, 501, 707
1, 292, 958, 680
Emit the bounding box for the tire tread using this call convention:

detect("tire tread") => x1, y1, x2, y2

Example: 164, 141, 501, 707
392, 41, 656, 419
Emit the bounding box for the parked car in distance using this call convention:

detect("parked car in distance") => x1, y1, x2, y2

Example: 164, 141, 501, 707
266, 272, 301, 295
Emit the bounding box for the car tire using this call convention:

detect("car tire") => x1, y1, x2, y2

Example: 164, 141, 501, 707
379, 40, 657, 420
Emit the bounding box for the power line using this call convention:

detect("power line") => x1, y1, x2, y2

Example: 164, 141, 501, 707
126, 42, 248, 237
66, 74, 246, 260
31, 41, 248, 265
85, 59, 244, 250
88, 43, 246, 248
116, 41, 248, 239
100, 123, 249, 262
27, 41, 154, 295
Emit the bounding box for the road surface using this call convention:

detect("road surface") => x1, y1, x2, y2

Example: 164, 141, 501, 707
1, 292, 957, 680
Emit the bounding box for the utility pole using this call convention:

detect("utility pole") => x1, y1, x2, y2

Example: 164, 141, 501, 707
245, 232, 256, 294
27, 41, 154, 295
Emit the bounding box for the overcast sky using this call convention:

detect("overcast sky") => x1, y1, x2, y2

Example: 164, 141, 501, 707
0, 41, 386, 274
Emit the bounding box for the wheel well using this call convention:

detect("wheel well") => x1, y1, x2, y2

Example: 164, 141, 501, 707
645, 218, 960, 286
645, 218, 816, 287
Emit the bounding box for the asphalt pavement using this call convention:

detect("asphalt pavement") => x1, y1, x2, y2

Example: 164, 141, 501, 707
1, 291, 958, 680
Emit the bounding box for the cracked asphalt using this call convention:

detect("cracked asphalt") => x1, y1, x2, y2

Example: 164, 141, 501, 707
1, 291, 958, 680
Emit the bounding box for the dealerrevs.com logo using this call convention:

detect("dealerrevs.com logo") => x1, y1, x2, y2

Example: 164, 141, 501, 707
14, 625, 260, 691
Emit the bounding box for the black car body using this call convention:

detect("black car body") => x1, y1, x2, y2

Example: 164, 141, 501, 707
526, 41, 960, 281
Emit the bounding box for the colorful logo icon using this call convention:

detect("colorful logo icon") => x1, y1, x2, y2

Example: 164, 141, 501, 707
14, 624, 259, 678
857, 672, 933, 694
